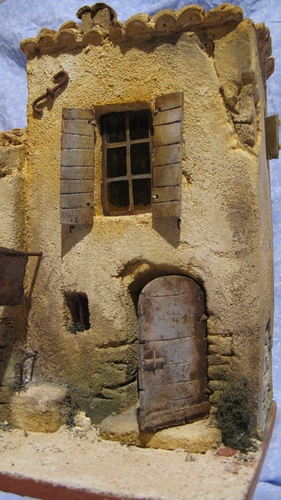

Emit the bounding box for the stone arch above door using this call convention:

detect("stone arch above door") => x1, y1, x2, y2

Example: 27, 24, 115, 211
138, 275, 209, 432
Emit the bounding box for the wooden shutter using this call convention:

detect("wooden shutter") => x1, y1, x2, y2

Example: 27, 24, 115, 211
61, 108, 95, 225
152, 92, 183, 218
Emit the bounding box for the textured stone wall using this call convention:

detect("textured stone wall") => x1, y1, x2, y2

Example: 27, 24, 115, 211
0, 132, 27, 420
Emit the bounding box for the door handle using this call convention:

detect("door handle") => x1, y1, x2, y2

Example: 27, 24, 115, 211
143, 350, 165, 370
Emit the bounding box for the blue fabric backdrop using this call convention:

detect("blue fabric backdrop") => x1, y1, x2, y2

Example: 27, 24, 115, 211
0, 1, 280, 498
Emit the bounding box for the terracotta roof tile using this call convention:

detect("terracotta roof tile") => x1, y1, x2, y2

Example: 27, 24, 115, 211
19, 2, 272, 79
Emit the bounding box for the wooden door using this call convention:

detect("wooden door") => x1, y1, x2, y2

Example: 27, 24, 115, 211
138, 275, 209, 431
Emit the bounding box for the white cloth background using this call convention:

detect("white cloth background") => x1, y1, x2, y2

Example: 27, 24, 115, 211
0, 1, 280, 498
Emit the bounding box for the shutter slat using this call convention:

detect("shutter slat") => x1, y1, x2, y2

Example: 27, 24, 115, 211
153, 144, 182, 167
154, 107, 182, 126
61, 193, 93, 209
62, 134, 94, 149
152, 201, 181, 218
153, 164, 181, 187
61, 149, 94, 167
61, 166, 93, 180
61, 208, 93, 225
61, 108, 94, 225
154, 122, 182, 147
153, 186, 181, 203
152, 92, 183, 219
62, 120, 94, 136
156, 92, 183, 111
61, 180, 93, 194
62, 108, 93, 120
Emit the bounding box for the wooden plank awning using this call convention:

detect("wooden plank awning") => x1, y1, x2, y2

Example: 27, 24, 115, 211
0, 247, 42, 306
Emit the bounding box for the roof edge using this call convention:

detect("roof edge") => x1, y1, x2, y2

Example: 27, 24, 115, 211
19, 3, 273, 79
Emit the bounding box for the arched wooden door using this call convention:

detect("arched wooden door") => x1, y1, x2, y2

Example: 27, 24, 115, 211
138, 275, 209, 431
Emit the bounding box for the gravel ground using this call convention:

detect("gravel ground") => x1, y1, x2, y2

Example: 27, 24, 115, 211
0, 423, 262, 500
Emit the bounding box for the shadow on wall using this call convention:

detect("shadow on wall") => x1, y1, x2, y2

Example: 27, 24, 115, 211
61, 215, 181, 258
0, 250, 43, 414
61, 225, 92, 257
119, 258, 206, 314
152, 216, 181, 248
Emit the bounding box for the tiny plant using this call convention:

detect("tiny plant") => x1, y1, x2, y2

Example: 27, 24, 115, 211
11, 380, 26, 393
216, 378, 254, 452
65, 403, 79, 428
68, 321, 85, 334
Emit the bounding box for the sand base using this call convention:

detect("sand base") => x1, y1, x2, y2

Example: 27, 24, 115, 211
0, 403, 276, 500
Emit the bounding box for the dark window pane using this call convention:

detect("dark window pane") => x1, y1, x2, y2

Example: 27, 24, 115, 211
132, 179, 151, 209
129, 112, 149, 140
108, 181, 129, 212
131, 143, 151, 175
107, 147, 127, 178
103, 113, 126, 143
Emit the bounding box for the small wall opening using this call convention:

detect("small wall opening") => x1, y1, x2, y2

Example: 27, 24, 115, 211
65, 292, 90, 332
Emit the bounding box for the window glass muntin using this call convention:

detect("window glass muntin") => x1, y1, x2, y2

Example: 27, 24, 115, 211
102, 109, 152, 215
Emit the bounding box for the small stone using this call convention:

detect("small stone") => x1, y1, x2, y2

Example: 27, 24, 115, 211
216, 447, 237, 457
74, 411, 91, 430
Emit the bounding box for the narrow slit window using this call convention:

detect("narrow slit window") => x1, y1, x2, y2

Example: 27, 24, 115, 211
65, 292, 90, 332
101, 110, 152, 215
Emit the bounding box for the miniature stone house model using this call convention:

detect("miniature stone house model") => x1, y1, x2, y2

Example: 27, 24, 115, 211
0, 3, 276, 441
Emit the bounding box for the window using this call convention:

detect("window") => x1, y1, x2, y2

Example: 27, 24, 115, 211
65, 291, 90, 332
101, 110, 152, 215
60, 92, 183, 225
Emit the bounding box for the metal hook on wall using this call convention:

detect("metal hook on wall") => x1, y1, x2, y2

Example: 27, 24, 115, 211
32, 70, 69, 117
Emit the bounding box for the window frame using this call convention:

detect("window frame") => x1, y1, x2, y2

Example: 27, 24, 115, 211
101, 109, 153, 216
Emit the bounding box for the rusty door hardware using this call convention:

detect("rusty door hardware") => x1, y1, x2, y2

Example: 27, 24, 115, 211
143, 350, 165, 370
265, 114, 280, 159
32, 70, 69, 116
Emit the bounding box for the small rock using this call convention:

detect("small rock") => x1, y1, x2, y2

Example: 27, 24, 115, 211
74, 411, 91, 430
216, 447, 237, 457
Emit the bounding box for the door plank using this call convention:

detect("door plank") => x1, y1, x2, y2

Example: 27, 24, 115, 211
139, 380, 202, 406
139, 314, 204, 341
139, 368, 207, 394
139, 338, 203, 366
139, 401, 210, 431
138, 361, 193, 389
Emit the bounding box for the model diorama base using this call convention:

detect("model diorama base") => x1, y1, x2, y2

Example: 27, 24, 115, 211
0, 403, 276, 500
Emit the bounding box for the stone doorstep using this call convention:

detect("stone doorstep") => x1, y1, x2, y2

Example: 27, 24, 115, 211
99, 406, 222, 453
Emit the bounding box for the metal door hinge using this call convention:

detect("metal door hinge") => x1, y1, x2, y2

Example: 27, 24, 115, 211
265, 114, 280, 160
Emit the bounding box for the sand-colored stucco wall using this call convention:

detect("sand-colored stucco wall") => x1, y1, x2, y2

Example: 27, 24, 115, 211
19, 17, 274, 435
0, 135, 28, 418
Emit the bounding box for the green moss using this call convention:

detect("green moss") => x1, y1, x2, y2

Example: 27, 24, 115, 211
68, 321, 85, 334
216, 379, 254, 452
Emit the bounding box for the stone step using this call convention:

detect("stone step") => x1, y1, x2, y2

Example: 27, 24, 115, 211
99, 406, 221, 453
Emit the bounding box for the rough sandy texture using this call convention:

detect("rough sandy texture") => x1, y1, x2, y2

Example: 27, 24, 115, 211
0, 423, 262, 500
